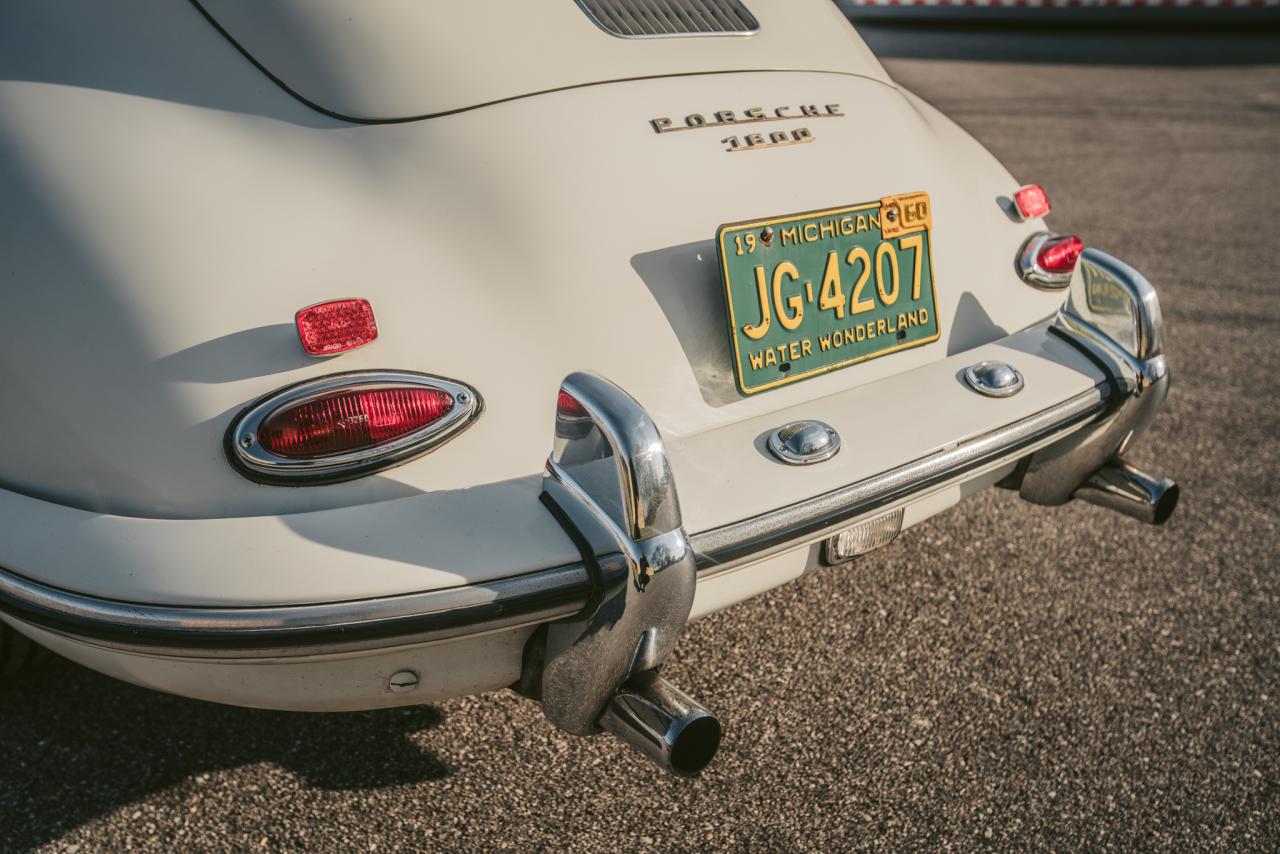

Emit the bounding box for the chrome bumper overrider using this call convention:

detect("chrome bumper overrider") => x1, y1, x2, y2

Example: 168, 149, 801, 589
0, 249, 1175, 775
1016, 249, 1176, 517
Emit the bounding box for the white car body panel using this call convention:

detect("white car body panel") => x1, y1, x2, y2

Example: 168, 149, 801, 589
1, 54, 1058, 521
16, 619, 536, 712
0, 1, 1173, 738
0, 324, 1099, 607
196, 0, 891, 120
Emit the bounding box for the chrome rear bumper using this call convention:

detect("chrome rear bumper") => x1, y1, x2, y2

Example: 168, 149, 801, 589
0, 383, 1107, 658
0, 249, 1174, 663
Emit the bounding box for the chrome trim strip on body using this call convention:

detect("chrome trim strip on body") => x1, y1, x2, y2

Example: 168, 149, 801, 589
0, 385, 1107, 658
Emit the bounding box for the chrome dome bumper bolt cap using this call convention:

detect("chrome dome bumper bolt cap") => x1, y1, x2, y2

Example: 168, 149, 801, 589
767, 420, 841, 465
964, 360, 1025, 398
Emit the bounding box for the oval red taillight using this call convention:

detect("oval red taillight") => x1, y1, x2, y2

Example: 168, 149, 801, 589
228, 372, 480, 484
260, 387, 453, 458
1037, 235, 1084, 274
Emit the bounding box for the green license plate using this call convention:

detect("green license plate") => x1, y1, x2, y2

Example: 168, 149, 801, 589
716, 192, 941, 395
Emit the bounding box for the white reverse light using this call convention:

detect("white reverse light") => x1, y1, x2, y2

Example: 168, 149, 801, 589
822, 507, 905, 565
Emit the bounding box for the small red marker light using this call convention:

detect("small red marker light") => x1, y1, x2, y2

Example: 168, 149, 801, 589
1037, 235, 1084, 274
1014, 184, 1051, 220
296, 299, 378, 356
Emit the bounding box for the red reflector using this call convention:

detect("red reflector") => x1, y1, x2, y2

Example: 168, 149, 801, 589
1037, 235, 1084, 274
557, 391, 588, 418
1014, 184, 1051, 220
296, 299, 378, 356
260, 387, 452, 457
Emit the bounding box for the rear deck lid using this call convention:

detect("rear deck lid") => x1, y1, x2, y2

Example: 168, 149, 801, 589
194, 0, 889, 121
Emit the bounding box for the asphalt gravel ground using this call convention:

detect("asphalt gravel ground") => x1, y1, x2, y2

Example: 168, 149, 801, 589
3, 24, 1280, 854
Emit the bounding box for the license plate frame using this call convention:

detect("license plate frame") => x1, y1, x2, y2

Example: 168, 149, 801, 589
716, 192, 941, 396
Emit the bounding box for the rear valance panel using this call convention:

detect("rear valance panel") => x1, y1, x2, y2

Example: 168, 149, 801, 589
193, 0, 889, 121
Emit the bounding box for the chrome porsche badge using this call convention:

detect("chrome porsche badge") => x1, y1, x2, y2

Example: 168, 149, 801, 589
649, 104, 843, 133
650, 103, 843, 153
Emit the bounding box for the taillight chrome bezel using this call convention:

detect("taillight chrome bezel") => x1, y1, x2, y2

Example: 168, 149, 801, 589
1018, 232, 1079, 290
225, 370, 482, 485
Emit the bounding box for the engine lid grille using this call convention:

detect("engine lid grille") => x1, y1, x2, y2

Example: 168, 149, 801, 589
575, 0, 759, 38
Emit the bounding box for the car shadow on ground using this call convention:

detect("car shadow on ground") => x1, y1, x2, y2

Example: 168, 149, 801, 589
855, 22, 1280, 66
0, 656, 449, 850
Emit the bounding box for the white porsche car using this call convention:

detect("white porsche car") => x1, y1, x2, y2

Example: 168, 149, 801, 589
0, 0, 1175, 777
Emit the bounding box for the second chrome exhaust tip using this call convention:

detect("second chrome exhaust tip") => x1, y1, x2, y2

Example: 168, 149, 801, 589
599, 670, 722, 778
1073, 460, 1179, 525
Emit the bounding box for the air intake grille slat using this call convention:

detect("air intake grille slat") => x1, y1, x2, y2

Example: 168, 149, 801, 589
575, 0, 759, 38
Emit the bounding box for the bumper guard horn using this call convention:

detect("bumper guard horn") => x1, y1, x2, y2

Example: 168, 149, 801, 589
528, 372, 721, 777
1017, 248, 1179, 523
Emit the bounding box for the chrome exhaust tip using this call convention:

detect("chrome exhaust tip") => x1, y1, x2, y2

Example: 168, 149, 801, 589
1073, 460, 1179, 526
599, 671, 722, 777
